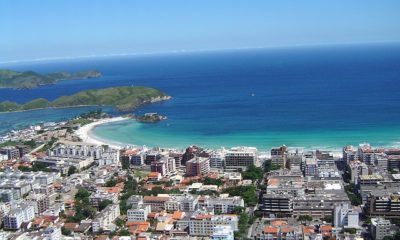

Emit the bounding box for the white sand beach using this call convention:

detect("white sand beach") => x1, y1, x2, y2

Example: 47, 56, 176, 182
75, 116, 130, 149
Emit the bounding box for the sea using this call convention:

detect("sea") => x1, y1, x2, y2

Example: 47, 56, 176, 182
1, 43, 400, 151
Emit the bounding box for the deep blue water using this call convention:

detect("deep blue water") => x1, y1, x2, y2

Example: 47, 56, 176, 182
1, 43, 400, 150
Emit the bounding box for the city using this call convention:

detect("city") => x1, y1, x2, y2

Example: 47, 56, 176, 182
0, 113, 399, 240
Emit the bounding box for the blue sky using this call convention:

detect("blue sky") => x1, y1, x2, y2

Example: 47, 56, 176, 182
1, 0, 400, 62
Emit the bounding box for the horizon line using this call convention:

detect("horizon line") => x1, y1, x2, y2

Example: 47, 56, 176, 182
1, 40, 399, 66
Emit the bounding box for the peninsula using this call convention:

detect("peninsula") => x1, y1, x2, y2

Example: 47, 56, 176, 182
0, 86, 170, 112
0, 69, 101, 89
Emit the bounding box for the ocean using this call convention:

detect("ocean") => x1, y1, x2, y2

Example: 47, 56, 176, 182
1, 43, 400, 151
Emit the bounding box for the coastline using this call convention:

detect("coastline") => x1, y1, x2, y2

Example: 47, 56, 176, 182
75, 116, 130, 150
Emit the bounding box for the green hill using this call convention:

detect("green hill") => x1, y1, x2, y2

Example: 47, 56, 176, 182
0, 86, 170, 112
0, 69, 101, 89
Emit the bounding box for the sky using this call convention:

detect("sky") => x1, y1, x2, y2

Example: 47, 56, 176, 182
1, 0, 400, 63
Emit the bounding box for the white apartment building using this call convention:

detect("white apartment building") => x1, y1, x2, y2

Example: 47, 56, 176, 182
188, 212, 238, 236
164, 194, 199, 212
211, 225, 234, 240
3, 204, 35, 230
98, 150, 120, 166
92, 204, 120, 232
127, 204, 151, 222
333, 203, 359, 228
199, 194, 244, 214
371, 218, 392, 240
210, 151, 225, 170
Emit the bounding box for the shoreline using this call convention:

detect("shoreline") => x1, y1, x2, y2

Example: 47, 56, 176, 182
75, 116, 131, 150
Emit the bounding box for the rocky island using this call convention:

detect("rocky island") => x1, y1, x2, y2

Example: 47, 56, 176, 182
0, 86, 170, 112
0, 69, 101, 89
135, 113, 167, 123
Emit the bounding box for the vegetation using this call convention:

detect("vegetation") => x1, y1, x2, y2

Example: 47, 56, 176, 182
203, 177, 224, 186
105, 178, 118, 187
382, 231, 400, 240
0, 86, 169, 112
235, 212, 249, 239
40, 137, 58, 152
222, 185, 257, 206
18, 162, 57, 172
298, 215, 313, 225
135, 113, 166, 123
99, 199, 113, 211
119, 175, 139, 214
67, 188, 96, 223
264, 160, 281, 172
344, 184, 362, 206
242, 164, 263, 181
0, 69, 100, 89
61, 226, 72, 236
67, 166, 77, 176
344, 228, 356, 234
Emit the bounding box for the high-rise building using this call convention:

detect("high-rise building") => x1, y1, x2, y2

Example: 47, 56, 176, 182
371, 218, 391, 240
186, 157, 210, 177
270, 145, 288, 168
224, 147, 258, 172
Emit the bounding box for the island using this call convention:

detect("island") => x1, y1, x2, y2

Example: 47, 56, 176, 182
0, 86, 171, 112
0, 69, 101, 89
135, 112, 167, 123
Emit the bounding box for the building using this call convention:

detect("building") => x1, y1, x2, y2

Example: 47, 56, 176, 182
0, 146, 20, 160
368, 193, 400, 219
164, 194, 199, 212
371, 218, 391, 240
127, 204, 151, 222
224, 147, 258, 172
261, 194, 293, 216
50, 144, 105, 159
333, 203, 359, 228
26, 192, 50, 215
211, 225, 234, 240
89, 192, 119, 210
188, 212, 238, 236
92, 204, 120, 232
119, 149, 144, 166
143, 196, 169, 212
151, 157, 176, 176
98, 150, 120, 166
186, 157, 210, 177
144, 151, 162, 165
3, 204, 35, 230
199, 194, 244, 214
343, 145, 357, 162
127, 195, 143, 208
303, 157, 318, 177
210, 151, 225, 170
271, 145, 288, 168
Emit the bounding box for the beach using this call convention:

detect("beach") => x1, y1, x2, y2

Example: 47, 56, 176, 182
75, 116, 130, 149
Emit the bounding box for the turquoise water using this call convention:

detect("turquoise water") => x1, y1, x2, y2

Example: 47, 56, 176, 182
1, 43, 400, 150
91, 120, 400, 151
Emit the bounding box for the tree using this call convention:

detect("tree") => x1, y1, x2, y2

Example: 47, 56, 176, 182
75, 188, 91, 202
105, 178, 118, 187
61, 226, 71, 236
99, 199, 113, 211
264, 160, 280, 172
242, 165, 263, 181
119, 229, 130, 236
115, 218, 125, 228
222, 186, 257, 206
298, 215, 312, 225
203, 177, 223, 186
68, 166, 77, 176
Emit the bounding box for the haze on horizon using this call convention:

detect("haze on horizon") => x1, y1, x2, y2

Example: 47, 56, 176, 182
1, 0, 400, 63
